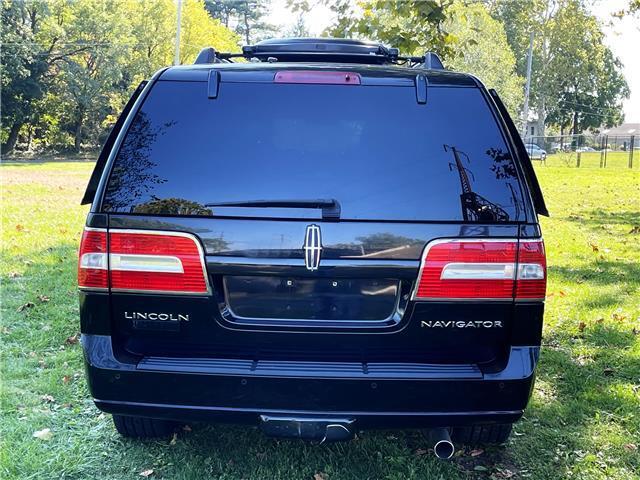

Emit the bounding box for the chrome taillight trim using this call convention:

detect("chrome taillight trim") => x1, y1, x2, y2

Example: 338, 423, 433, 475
109, 254, 184, 274
440, 262, 516, 280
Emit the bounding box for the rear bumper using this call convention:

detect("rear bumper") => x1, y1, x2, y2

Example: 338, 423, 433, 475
83, 335, 538, 428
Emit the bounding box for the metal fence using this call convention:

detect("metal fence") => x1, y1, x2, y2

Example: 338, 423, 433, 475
523, 134, 638, 169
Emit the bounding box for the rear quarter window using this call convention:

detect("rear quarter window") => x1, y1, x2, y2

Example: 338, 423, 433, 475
101, 78, 526, 222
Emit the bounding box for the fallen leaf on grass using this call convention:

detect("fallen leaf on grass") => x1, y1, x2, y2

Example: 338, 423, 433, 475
17, 302, 35, 312
414, 448, 428, 456
612, 313, 626, 322
624, 443, 637, 451
62, 375, 71, 384
8, 272, 21, 278
629, 226, 640, 234
603, 368, 615, 376
15, 224, 24, 231
578, 322, 587, 333
474, 465, 488, 472
41, 394, 55, 403
38, 295, 50, 303
469, 448, 484, 457
33, 428, 53, 440
65, 334, 79, 345
494, 468, 515, 478
558, 290, 567, 297
589, 242, 599, 252
139, 469, 154, 477
169, 432, 178, 446
314, 473, 328, 480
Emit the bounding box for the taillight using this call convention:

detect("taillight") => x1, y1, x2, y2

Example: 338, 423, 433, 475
413, 239, 546, 301
515, 240, 546, 299
78, 228, 209, 295
78, 228, 108, 290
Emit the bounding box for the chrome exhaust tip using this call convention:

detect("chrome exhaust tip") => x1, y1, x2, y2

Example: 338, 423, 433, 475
428, 428, 455, 459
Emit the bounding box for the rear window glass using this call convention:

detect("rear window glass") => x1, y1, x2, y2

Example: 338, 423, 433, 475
102, 79, 525, 222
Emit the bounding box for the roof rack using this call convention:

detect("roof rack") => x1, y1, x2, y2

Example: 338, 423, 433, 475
193, 38, 445, 70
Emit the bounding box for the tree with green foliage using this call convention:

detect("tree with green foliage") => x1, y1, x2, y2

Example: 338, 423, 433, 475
492, 0, 628, 135
1, 0, 95, 152
444, 1, 523, 117
180, 0, 240, 62
204, 0, 277, 44
1, 0, 240, 153
325, 0, 459, 59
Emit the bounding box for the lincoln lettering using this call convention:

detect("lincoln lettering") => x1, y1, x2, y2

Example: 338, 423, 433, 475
124, 312, 189, 322
421, 320, 503, 329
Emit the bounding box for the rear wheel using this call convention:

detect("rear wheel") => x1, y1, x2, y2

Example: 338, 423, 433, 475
112, 414, 177, 438
451, 423, 512, 445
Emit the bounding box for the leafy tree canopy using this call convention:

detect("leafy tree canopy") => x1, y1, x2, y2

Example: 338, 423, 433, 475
492, 0, 629, 134
1, 0, 240, 153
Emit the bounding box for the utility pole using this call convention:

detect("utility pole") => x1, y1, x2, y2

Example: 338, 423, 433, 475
174, 0, 183, 66
521, 32, 534, 139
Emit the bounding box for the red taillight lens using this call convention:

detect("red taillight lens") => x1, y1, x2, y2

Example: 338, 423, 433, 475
78, 228, 108, 289
109, 231, 209, 294
515, 240, 546, 299
414, 240, 518, 299
413, 239, 546, 301
77, 228, 209, 295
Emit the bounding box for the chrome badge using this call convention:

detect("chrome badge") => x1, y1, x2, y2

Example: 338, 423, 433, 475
303, 224, 322, 271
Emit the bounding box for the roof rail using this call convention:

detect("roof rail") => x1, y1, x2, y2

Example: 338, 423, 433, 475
193, 38, 446, 70
422, 52, 444, 70
194, 47, 229, 64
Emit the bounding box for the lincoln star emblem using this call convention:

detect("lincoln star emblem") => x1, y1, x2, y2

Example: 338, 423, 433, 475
303, 224, 322, 271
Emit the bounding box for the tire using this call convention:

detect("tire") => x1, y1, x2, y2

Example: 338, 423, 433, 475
112, 414, 177, 438
451, 423, 512, 445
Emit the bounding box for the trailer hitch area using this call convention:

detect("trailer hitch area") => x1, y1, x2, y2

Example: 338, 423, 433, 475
259, 415, 356, 443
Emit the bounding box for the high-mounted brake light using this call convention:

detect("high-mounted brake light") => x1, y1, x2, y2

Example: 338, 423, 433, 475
78, 228, 209, 295
274, 70, 361, 85
412, 239, 546, 301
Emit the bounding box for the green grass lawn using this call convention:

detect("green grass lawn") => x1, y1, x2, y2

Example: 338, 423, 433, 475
1, 161, 639, 479
541, 150, 638, 169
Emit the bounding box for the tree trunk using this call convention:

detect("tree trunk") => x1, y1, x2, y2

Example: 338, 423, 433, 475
243, 11, 250, 45
74, 118, 83, 152
2, 122, 22, 154
536, 104, 546, 139
26, 125, 34, 151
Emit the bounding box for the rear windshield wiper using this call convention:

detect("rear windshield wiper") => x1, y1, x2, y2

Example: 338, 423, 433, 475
204, 198, 341, 221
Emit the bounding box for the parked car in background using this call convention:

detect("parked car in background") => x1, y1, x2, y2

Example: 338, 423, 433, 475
576, 146, 596, 152
525, 144, 547, 162
78, 38, 549, 458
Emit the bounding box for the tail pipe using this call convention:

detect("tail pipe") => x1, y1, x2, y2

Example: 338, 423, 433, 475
428, 428, 455, 459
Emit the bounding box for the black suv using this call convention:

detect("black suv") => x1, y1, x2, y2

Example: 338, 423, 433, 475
79, 38, 548, 457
